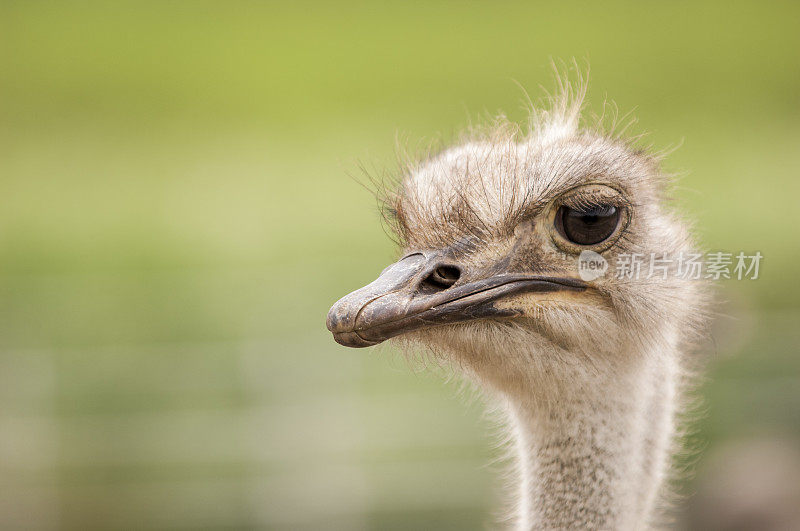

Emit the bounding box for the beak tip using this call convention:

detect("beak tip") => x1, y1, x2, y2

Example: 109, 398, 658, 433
326, 296, 353, 334
327, 297, 381, 348
325, 309, 338, 333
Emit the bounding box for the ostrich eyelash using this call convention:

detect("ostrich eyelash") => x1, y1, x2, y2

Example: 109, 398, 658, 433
560, 194, 628, 212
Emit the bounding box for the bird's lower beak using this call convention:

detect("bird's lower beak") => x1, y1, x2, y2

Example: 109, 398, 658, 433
326, 251, 586, 348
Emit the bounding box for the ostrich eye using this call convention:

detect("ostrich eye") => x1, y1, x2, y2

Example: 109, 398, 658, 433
556, 205, 620, 246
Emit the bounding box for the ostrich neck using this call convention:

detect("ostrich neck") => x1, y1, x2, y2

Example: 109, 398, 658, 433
501, 345, 678, 530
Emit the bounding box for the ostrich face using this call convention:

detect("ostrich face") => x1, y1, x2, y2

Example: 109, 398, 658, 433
327, 122, 698, 369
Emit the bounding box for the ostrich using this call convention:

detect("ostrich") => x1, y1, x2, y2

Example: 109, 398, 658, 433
326, 77, 708, 529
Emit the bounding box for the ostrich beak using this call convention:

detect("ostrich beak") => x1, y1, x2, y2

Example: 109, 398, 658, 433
326, 251, 586, 348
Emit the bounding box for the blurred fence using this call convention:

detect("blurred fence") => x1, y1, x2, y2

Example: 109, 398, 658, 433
0, 334, 493, 530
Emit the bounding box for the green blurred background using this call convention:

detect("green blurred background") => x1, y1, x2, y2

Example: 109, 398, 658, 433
1, 1, 798, 529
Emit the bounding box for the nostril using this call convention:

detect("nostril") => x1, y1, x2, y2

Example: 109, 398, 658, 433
421, 265, 461, 291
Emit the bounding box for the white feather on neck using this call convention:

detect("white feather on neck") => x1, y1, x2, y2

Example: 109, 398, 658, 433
499, 335, 679, 530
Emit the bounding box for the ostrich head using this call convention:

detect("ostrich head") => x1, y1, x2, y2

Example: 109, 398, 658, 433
327, 84, 704, 394
326, 77, 709, 528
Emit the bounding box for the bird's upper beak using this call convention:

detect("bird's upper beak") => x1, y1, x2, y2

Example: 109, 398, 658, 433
326, 250, 586, 348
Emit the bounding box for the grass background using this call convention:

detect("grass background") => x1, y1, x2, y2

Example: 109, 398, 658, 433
1, 1, 798, 529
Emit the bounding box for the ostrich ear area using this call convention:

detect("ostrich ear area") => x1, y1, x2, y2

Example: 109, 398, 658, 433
326, 252, 587, 348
